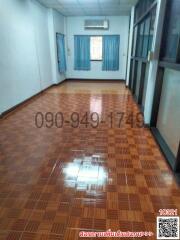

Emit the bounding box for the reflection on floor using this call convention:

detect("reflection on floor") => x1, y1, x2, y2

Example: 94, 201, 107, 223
0, 81, 179, 240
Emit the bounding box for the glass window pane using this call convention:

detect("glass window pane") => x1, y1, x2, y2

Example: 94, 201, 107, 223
148, 7, 156, 52
157, 68, 180, 156
142, 16, 151, 57
142, 63, 150, 109
135, 25, 140, 57
132, 26, 138, 57
135, 0, 155, 22
162, 0, 180, 61
136, 22, 144, 57
135, 62, 141, 98
90, 36, 102, 61
134, 3, 156, 59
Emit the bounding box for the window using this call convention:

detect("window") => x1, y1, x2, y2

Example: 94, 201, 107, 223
135, 7, 156, 59
161, 0, 180, 62
90, 36, 102, 61
142, 15, 151, 57
135, 0, 155, 23
148, 7, 156, 52
136, 22, 145, 57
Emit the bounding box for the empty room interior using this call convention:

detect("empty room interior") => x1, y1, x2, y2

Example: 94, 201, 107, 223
0, 0, 180, 239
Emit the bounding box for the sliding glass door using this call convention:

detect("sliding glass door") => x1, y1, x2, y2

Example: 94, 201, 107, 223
156, 69, 180, 157
129, 0, 156, 112
151, 0, 180, 171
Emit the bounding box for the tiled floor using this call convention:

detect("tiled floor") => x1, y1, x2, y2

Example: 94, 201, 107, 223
0, 81, 179, 240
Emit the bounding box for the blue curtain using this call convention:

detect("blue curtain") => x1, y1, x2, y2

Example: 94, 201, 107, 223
102, 35, 120, 71
56, 33, 66, 73
74, 35, 90, 70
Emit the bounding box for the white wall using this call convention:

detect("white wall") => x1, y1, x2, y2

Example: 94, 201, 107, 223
0, 1, 130, 114
48, 9, 66, 84
30, 0, 52, 89
0, 0, 53, 114
66, 16, 130, 80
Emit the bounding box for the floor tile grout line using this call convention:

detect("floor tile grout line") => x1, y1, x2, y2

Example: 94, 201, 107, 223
63, 148, 86, 238
18, 134, 70, 240
0, 83, 179, 239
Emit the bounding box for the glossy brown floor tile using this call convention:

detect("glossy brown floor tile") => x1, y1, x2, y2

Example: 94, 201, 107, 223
0, 81, 179, 240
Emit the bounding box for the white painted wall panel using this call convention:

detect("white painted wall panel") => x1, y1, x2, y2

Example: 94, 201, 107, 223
66, 16, 130, 80
0, 0, 53, 114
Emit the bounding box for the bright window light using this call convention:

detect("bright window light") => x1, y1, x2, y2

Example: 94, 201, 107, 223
90, 36, 102, 61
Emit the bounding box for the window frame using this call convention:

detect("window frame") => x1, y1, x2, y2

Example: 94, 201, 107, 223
160, 0, 180, 63
90, 35, 103, 61
134, 5, 156, 60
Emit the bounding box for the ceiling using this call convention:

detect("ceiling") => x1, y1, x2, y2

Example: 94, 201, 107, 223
37, 0, 137, 16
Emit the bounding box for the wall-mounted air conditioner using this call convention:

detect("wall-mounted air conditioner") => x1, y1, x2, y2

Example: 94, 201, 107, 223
84, 19, 109, 30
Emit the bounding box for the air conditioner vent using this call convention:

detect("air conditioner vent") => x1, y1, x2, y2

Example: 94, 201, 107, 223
84, 19, 109, 30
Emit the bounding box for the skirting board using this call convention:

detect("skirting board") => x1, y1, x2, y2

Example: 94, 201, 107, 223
0, 84, 55, 119
0, 78, 124, 118
66, 78, 125, 82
